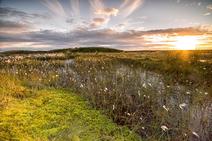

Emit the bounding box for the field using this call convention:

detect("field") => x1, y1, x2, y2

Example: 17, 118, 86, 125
0, 49, 211, 141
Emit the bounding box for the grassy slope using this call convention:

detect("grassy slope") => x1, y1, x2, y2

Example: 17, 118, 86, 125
0, 74, 140, 141
0, 47, 122, 56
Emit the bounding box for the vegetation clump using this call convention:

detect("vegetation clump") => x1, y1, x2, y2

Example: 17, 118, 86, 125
0, 73, 140, 141
0, 50, 211, 141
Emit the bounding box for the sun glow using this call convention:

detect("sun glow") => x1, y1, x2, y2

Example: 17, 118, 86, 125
174, 36, 199, 50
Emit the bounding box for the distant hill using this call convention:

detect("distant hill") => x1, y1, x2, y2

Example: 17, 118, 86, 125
0, 47, 122, 55
71, 47, 122, 53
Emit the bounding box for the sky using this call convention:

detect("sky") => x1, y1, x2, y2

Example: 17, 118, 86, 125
0, 0, 211, 51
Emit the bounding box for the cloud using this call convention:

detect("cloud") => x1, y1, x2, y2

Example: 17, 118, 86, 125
90, 18, 109, 28
119, 0, 144, 18
89, 0, 119, 16
88, 0, 144, 27
207, 5, 212, 10
89, 0, 119, 28
0, 7, 47, 19
89, 0, 104, 13
0, 7, 29, 18
142, 27, 209, 36
88, 0, 143, 28
70, 0, 80, 16
42, 0, 67, 17
0, 20, 32, 33
204, 12, 211, 16
95, 8, 119, 16
0, 26, 211, 51
0, 7, 52, 32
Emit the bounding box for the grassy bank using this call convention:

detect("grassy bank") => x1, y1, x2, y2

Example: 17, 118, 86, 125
0, 74, 140, 141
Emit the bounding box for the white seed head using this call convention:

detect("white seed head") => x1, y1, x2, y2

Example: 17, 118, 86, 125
142, 83, 147, 88
112, 105, 115, 110
161, 125, 169, 131
163, 105, 169, 111
192, 132, 199, 138
186, 91, 190, 94
179, 103, 187, 109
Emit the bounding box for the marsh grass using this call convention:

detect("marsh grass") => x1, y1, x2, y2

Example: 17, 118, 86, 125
0, 50, 211, 141
0, 73, 139, 141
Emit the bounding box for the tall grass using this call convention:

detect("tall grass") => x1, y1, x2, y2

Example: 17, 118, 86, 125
0, 51, 211, 141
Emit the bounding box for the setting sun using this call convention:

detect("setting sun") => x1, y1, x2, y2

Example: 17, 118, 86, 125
174, 36, 198, 50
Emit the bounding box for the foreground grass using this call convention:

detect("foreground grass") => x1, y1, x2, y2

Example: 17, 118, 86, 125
0, 74, 140, 141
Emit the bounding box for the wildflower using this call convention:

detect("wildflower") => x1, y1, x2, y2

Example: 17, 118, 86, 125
127, 113, 131, 116
5, 60, 11, 63
142, 83, 147, 88
205, 92, 208, 95
80, 84, 84, 88
179, 103, 187, 109
138, 90, 141, 96
199, 59, 206, 63
166, 85, 170, 88
142, 127, 145, 130
161, 125, 169, 131
186, 91, 190, 94
104, 87, 108, 92
112, 105, 115, 110
192, 132, 199, 138
162, 105, 169, 111
148, 82, 152, 87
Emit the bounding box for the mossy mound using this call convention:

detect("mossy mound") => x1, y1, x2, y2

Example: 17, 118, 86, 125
0, 74, 140, 141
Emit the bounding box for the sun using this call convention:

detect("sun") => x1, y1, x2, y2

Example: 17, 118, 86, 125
174, 36, 198, 50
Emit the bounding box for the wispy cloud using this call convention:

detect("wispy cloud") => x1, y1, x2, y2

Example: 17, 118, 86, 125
204, 12, 211, 16
1, 26, 211, 51
90, 18, 109, 28
119, 0, 144, 18
0, 7, 48, 32
0, 20, 32, 33
89, 0, 119, 28
95, 8, 119, 16
207, 4, 212, 10
89, 0, 119, 16
0, 7, 47, 20
89, 0, 104, 13
70, 0, 80, 17
42, 0, 67, 17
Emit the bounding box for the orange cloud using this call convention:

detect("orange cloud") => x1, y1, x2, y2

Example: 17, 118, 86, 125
95, 8, 119, 16
90, 18, 109, 28
207, 5, 212, 10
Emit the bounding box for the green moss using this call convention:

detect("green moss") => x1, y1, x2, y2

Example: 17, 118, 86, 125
0, 75, 140, 141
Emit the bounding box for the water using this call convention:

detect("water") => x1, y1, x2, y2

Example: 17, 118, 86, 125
1, 56, 211, 140
58, 58, 211, 140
